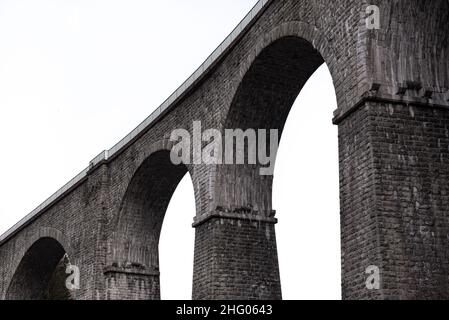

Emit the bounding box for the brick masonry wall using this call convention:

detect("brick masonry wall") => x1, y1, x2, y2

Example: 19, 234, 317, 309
365, 0, 449, 97
91, 0, 367, 299
338, 103, 382, 300
371, 102, 449, 299
339, 101, 449, 300
193, 217, 281, 300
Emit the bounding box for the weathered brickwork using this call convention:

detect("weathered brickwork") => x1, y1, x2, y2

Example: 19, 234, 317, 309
104, 270, 160, 300
371, 103, 449, 299
338, 103, 381, 300
339, 102, 449, 299
193, 218, 281, 300
0, 0, 448, 300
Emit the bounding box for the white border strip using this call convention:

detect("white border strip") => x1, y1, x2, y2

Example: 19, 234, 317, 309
0, 0, 272, 245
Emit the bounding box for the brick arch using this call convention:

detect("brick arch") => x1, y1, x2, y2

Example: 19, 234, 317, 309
105, 139, 198, 300
4, 228, 73, 300
119, 139, 200, 212
232, 20, 344, 114
191, 20, 343, 300
213, 21, 339, 213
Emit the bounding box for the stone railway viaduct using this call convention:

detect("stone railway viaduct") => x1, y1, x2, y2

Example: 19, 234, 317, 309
0, 0, 448, 300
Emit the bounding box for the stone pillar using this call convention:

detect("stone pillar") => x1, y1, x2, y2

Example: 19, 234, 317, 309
104, 266, 160, 300
336, 99, 449, 300
192, 209, 281, 300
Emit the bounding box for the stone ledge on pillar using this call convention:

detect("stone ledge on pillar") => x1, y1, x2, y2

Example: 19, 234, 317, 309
192, 205, 282, 300
192, 207, 277, 228
103, 265, 160, 277
333, 85, 449, 125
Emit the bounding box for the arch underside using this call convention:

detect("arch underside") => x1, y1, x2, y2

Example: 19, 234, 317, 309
6, 237, 70, 300
105, 150, 193, 299
109, 150, 189, 275
215, 35, 326, 212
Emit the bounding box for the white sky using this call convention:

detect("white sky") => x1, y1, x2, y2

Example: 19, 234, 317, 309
0, 0, 341, 300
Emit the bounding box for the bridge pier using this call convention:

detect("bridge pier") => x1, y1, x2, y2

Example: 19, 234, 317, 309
104, 266, 160, 300
192, 210, 281, 300
336, 99, 449, 300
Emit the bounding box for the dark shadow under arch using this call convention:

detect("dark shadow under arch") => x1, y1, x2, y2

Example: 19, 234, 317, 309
6, 237, 71, 300
106, 149, 193, 299
226, 36, 325, 130
215, 34, 331, 211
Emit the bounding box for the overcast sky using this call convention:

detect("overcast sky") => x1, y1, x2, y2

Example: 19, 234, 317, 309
0, 0, 341, 300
